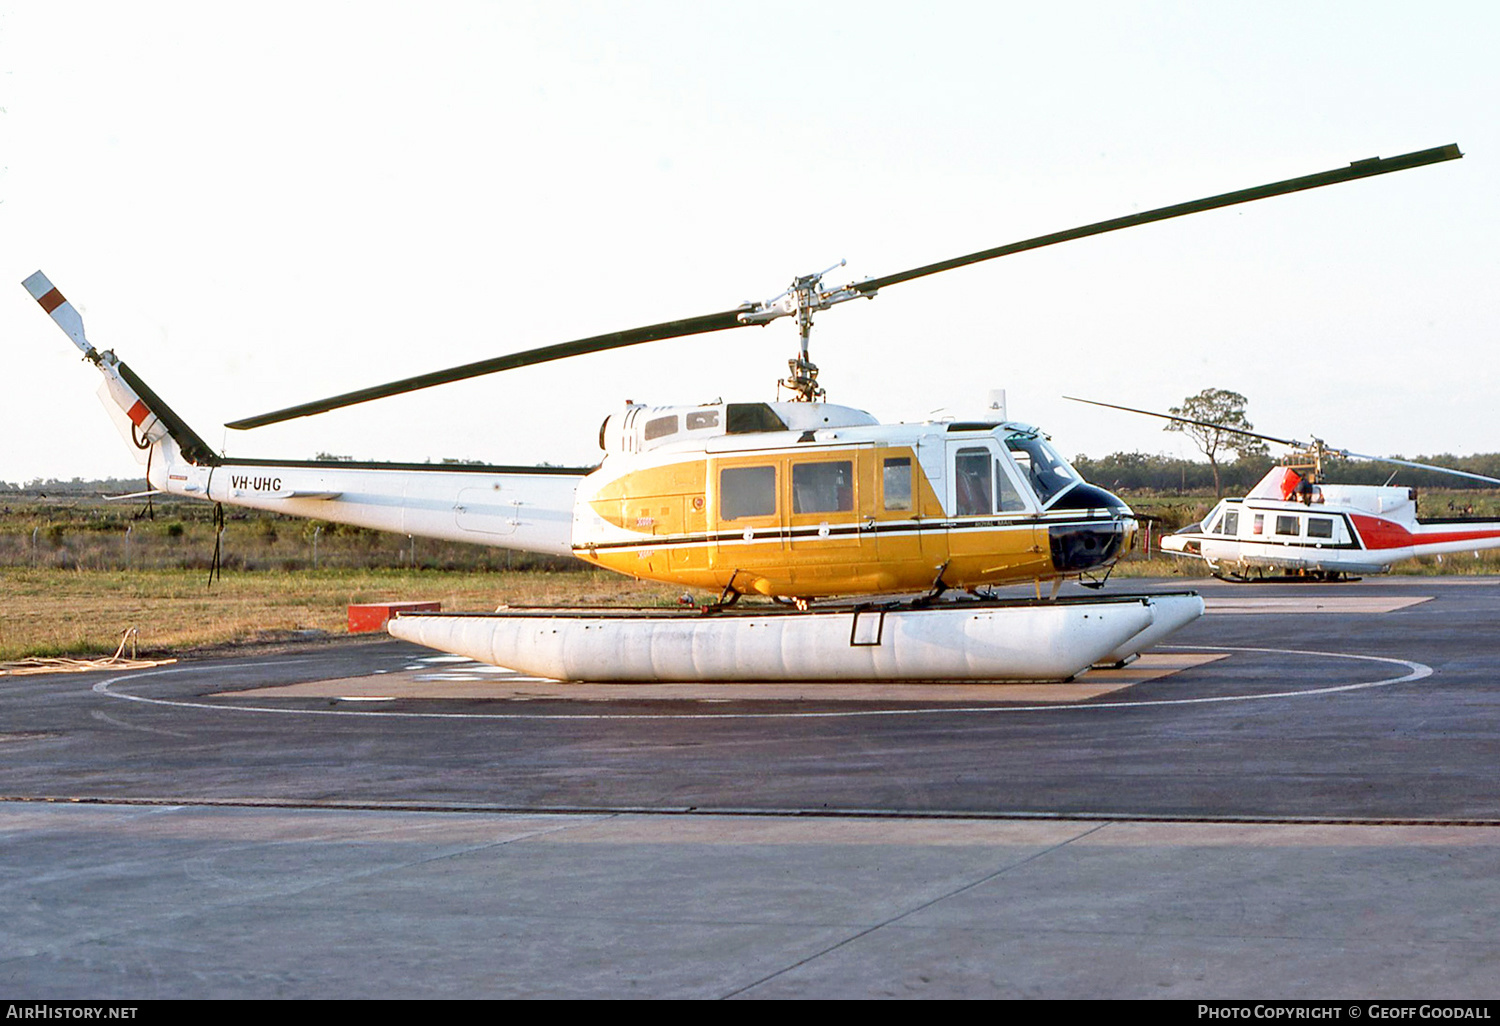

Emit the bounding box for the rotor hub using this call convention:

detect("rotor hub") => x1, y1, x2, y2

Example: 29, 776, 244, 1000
739, 260, 875, 402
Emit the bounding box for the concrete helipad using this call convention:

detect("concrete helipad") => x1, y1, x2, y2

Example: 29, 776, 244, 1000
3, 576, 1499, 998
229, 650, 1230, 704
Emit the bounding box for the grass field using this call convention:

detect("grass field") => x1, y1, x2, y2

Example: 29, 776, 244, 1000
0, 566, 688, 662
3, 491, 1498, 662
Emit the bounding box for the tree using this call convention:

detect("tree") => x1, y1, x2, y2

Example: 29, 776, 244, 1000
1165, 388, 1269, 497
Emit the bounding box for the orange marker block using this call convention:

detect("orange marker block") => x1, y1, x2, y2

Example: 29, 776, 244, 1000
348, 601, 441, 633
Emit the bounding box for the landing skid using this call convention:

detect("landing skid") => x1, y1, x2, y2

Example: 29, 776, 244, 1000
1212, 569, 1362, 584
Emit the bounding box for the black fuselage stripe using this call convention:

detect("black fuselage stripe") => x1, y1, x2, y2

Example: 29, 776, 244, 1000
577, 517, 1124, 552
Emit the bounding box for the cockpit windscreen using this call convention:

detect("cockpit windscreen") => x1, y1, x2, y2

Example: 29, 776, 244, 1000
1004, 434, 1081, 506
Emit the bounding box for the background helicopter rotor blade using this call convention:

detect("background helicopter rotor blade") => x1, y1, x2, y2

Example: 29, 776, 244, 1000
1336, 452, 1500, 486
1062, 396, 1304, 448
228, 144, 1461, 430
225, 307, 753, 430
1064, 397, 1500, 486
853, 145, 1461, 294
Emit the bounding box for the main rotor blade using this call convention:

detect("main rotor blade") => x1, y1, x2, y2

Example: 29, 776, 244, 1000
1063, 396, 1302, 448
854, 145, 1462, 294
230, 143, 1460, 430
226, 307, 751, 430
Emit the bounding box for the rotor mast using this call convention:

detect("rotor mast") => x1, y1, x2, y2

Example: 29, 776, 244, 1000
737, 259, 876, 402
1283, 439, 1335, 485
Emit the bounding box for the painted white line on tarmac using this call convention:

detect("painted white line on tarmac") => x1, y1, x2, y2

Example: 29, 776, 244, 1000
90, 645, 1433, 721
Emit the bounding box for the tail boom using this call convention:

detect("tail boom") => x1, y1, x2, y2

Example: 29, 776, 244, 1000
27, 270, 586, 558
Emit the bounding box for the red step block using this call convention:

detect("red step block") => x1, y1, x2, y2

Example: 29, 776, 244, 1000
348, 601, 441, 634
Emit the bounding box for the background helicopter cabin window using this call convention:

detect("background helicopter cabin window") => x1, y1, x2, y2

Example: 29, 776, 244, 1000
1275, 515, 1301, 537
793, 461, 854, 514
1253, 514, 1264, 535
1221, 510, 1240, 536
686, 410, 719, 431
954, 448, 993, 516
643, 415, 678, 441
883, 458, 912, 511
720, 466, 777, 520
1307, 517, 1335, 539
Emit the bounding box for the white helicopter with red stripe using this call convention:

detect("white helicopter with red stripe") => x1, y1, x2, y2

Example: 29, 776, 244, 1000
1070, 398, 1500, 581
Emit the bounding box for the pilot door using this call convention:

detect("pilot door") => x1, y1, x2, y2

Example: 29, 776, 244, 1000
944, 439, 1049, 580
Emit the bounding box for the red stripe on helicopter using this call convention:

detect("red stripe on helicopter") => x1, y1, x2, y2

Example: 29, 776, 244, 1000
38, 288, 67, 314
127, 400, 150, 426
1350, 514, 1500, 550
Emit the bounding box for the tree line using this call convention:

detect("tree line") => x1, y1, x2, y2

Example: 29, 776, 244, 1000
6, 389, 1497, 498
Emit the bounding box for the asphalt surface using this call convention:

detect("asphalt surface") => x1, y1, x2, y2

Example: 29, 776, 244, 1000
3, 576, 1498, 998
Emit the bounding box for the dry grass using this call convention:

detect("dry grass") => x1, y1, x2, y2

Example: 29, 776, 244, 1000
0, 567, 687, 661
6, 484, 1500, 661
1113, 554, 1211, 578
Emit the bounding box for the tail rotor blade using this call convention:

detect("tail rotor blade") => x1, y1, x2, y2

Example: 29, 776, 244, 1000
23, 271, 97, 360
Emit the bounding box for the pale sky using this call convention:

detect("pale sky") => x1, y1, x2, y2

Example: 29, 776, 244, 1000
3, 1, 1497, 483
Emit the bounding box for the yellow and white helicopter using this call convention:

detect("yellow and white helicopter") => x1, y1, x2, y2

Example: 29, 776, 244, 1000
27, 144, 1463, 681
1069, 396, 1500, 581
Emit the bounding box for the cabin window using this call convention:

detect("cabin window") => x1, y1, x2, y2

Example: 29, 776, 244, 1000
686, 410, 719, 430
1307, 517, 1334, 539
719, 466, 777, 520
883, 458, 912, 511
1222, 510, 1240, 536
954, 447, 993, 516
644, 415, 678, 441
994, 460, 1025, 512
793, 461, 853, 514
1275, 515, 1301, 537
1253, 514, 1264, 535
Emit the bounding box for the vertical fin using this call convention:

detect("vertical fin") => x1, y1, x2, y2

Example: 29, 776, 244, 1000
23, 271, 220, 465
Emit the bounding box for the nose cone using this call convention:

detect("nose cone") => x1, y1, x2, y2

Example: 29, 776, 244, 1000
1045, 483, 1136, 572
1159, 521, 1202, 556
1049, 482, 1132, 516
